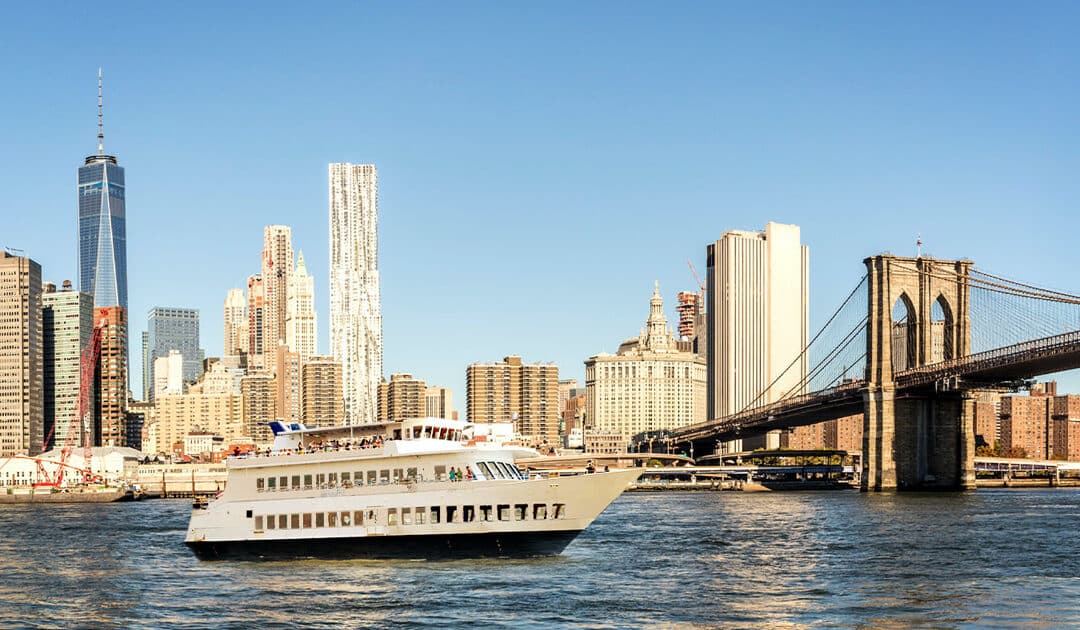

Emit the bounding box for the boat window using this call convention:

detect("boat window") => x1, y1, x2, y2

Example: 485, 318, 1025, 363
430, 506, 441, 524
387, 509, 398, 526
304, 475, 313, 489
367, 510, 377, 525
484, 462, 504, 480
415, 507, 426, 524
515, 504, 528, 520
341, 472, 351, 487
341, 512, 352, 526
266, 516, 276, 530
279, 515, 288, 529
412, 426, 422, 439
328, 512, 337, 527
498, 505, 510, 521
447, 506, 459, 523
393, 469, 403, 482
290, 476, 300, 490
393, 430, 402, 440
406, 467, 418, 481
367, 471, 377, 486
402, 508, 412, 525
533, 504, 547, 520
499, 462, 522, 479
354, 510, 365, 526
316, 513, 325, 527
267, 477, 276, 491
434, 465, 446, 480
477, 462, 493, 480
291, 514, 300, 529
480, 505, 493, 522
255, 516, 264, 530
463, 506, 475, 522
302, 513, 312, 528
316, 474, 326, 488
379, 470, 390, 484
553, 504, 565, 519
280, 476, 288, 490
256, 478, 265, 492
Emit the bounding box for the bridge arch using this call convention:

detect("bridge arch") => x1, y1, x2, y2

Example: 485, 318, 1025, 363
932, 293, 955, 361
892, 292, 917, 372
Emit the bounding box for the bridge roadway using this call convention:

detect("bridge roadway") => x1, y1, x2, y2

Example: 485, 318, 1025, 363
670, 330, 1080, 445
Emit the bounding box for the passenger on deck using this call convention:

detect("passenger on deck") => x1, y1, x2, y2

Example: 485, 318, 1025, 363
465, 466, 474, 481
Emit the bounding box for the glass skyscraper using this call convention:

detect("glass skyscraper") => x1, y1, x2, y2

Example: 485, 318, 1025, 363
78, 70, 127, 311
146, 307, 202, 402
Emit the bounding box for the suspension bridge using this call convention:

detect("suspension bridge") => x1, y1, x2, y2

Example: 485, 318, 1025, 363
665, 254, 1080, 491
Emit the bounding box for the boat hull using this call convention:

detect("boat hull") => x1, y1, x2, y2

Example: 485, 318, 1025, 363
186, 528, 582, 560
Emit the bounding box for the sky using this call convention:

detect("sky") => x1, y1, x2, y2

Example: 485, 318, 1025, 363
2, 1, 1080, 410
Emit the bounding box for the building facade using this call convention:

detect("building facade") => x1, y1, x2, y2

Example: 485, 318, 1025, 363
378, 374, 427, 421
154, 365, 243, 455
275, 345, 302, 424
261, 225, 293, 367
466, 356, 559, 446
425, 386, 454, 420
329, 163, 383, 425
247, 274, 266, 370
706, 222, 808, 451
241, 372, 276, 444
153, 350, 185, 399
95, 306, 127, 447
0, 253, 43, 456
42, 282, 94, 450
146, 307, 201, 401
584, 284, 707, 444
286, 251, 317, 363
78, 71, 127, 311
301, 357, 343, 427
223, 288, 247, 361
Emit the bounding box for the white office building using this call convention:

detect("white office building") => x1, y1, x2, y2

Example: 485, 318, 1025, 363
706, 221, 808, 451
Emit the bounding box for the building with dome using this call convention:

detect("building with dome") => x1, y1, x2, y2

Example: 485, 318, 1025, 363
584, 283, 707, 445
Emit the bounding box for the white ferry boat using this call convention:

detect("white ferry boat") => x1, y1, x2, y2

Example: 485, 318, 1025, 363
185, 418, 640, 560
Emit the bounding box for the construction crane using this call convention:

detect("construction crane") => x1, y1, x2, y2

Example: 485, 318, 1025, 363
687, 259, 705, 297
34, 316, 105, 488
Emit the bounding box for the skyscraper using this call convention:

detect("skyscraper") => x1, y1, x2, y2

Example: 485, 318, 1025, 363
78, 70, 127, 311
95, 306, 127, 447
286, 251, 317, 363
246, 274, 266, 370
706, 222, 808, 451
329, 163, 383, 425
223, 288, 247, 360
261, 225, 293, 369
378, 374, 427, 421
42, 281, 94, 450
146, 307, 201, 401
275, 344, 301, 424
0, 252, 43, 456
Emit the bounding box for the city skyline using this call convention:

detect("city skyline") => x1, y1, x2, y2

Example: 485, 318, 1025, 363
3, 4, 1080, 405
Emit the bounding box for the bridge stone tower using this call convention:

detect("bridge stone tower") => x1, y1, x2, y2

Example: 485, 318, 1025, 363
863, 255, 977, 491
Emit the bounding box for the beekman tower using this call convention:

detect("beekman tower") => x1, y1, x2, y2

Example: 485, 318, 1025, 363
78, 69, 127, 312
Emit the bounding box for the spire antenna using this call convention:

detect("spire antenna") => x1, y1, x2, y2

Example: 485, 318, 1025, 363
97, 68, 104, 155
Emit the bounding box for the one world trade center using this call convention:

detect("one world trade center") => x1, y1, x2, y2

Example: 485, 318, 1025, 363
78, 69, 127, 311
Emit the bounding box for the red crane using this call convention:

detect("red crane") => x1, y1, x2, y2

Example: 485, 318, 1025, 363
35, 316, 105, 488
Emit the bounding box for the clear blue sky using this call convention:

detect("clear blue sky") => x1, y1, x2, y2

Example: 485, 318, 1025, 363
3, 2, 1080, 408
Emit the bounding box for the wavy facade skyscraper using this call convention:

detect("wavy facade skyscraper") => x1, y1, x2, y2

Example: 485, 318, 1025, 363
78, 70, 127, 311
329, 163, 382, 425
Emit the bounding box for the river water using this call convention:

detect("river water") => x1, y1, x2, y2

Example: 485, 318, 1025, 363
0, 490, 1078, 628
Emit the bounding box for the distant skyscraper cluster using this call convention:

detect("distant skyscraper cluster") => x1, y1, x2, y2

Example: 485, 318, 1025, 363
329, 163, 383, 425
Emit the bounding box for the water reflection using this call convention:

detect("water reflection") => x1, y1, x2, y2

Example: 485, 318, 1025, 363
0, 491, 1078, 627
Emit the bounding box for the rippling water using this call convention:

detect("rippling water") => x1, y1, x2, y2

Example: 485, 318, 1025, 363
1, 490, 1079, 628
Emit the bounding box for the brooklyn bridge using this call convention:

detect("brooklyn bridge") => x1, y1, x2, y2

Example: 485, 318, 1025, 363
661, 254, 1080, 491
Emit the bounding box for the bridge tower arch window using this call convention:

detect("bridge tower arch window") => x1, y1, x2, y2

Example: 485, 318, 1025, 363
932, 295, 955, 362
892, 293, 917, 373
